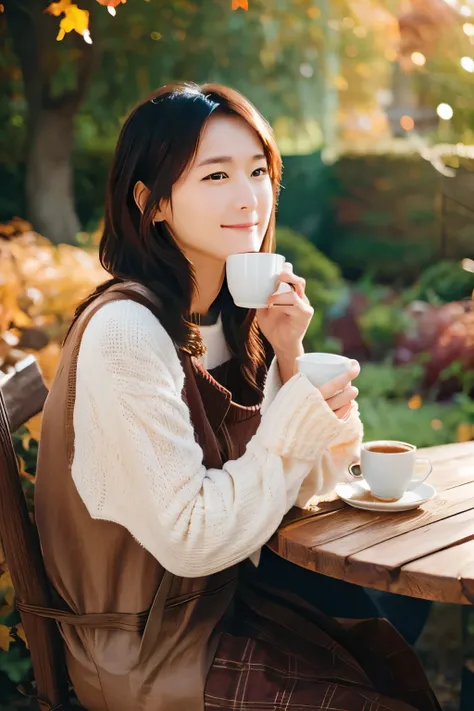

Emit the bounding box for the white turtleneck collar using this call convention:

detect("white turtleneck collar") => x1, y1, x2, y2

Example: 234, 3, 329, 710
199, 314, 232, 370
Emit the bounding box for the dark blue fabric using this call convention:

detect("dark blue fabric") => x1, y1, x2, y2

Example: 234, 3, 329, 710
461, 607, 474, 711
460, 666, 474, 711
257, 547, 431, 645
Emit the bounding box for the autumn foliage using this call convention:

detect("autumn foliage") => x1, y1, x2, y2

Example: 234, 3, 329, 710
45, 0, 248, 43
44, 0, 464, 55
0, 217, 106, 423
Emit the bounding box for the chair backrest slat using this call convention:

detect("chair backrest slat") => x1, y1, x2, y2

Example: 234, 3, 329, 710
0, 358, 71, 710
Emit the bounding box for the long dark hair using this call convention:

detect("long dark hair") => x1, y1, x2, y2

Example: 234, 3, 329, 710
69, 82, 282, 393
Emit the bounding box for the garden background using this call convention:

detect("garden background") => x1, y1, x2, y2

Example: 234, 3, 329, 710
0, 0, 473, 708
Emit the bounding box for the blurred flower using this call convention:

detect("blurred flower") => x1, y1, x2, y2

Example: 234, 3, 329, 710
408, 394, 423, 409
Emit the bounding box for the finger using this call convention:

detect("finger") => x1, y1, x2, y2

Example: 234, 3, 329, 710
268, 290, 312, 311
279, 266, 305, 286
270, 305, 314, 320
326, 385, 359, 412
268, 290, 301, 308
318, 361, 360, 399
325, 382, 352, 407
334, 403, 352, 421
267, 292, 314, 318
278, 268, 306, 300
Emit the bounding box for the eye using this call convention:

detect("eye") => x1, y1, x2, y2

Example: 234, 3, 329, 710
253, 166, 269, 177
203, 172, 228, 181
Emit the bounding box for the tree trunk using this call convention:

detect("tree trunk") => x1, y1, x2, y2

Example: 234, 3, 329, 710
26, 108, 80, 244
5, 0, 96, 244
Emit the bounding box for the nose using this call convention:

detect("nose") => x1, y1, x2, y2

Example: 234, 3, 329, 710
235, 174, 259, 212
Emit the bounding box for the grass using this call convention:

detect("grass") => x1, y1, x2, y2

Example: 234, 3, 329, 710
359, 398, 461, 448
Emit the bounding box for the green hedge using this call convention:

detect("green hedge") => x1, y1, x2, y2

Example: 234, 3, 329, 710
320, 154, 474, 281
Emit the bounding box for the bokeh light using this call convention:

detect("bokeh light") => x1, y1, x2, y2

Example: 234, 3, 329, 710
437, 103, 454, 119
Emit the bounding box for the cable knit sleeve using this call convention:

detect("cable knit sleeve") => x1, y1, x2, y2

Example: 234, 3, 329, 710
295, 403, 363, 508
72, 300, 355, 577
262, 355, 363, 503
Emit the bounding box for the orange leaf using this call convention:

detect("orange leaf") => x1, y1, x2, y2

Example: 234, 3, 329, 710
0, 570, 14, 618
45, 1, 90, 41
1, 572, 14, 608
232, 0, 248, 10
21, 432, 32, 451
0, 223, 16, 237
46, 0, 72, 18
0, 570, 13, 592
18, 457, 36, 484
32, 344, 61, 387
457, 423, 474, 443
25, 412, 43, 443
0, 624, 12, 652
95, 0, 127, 6
12, 309, 33, 328
15, 623, 29, 649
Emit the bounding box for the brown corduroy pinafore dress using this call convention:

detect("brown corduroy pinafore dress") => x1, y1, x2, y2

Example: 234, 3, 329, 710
35, 283, 441, 711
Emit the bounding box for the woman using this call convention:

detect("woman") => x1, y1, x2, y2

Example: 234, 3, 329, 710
35, 83, 439, 711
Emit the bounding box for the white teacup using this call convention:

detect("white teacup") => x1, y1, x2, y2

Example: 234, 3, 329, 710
358, 440, 432, 501
226, 252, 285, 309
297, 353, 353, 388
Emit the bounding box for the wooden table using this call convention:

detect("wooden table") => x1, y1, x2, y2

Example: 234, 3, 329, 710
269, 441, 474, 605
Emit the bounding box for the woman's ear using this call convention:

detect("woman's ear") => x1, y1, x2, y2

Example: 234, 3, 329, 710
133, 181, 150, 215
133, 180, 166, 223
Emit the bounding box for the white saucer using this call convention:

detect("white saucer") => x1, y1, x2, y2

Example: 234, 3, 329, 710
335, 478, 437, 512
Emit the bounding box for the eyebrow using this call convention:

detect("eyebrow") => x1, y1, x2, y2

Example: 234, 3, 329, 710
196, 153, 267, 168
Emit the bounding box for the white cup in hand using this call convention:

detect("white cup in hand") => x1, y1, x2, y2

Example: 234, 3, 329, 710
226, 252, 285, 309
297, 353, 353, 388
298, 354, 359, 420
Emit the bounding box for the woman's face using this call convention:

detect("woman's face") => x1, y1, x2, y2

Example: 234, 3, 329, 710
159, 114, 274, 265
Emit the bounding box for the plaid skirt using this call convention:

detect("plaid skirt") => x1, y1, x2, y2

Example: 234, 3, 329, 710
205, 579, 441, 711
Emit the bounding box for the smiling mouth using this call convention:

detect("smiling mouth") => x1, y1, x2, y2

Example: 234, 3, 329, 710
221, 223, 259, 229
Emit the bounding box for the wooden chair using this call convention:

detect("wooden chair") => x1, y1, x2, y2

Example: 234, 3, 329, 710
0, 355, 73, 710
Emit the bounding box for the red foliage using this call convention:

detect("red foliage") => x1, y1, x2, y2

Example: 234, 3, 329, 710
95, 0, 126, 6
395, 300, 474, 389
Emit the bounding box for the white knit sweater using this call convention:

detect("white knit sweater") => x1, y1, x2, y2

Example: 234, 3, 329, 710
72, 300, 363, 577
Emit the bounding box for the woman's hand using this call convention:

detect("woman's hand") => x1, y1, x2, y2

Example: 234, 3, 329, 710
257, 263, 314, 384
318, 363, 361, 420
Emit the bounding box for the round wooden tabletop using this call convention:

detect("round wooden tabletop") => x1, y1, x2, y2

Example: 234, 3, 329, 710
268, 442, 474, 605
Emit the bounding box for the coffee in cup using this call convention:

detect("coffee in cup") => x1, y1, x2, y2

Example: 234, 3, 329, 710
365, 444, 412, 454
226, 252, 286, 309
297, 353, 353, 388
357, 440, 432, 501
